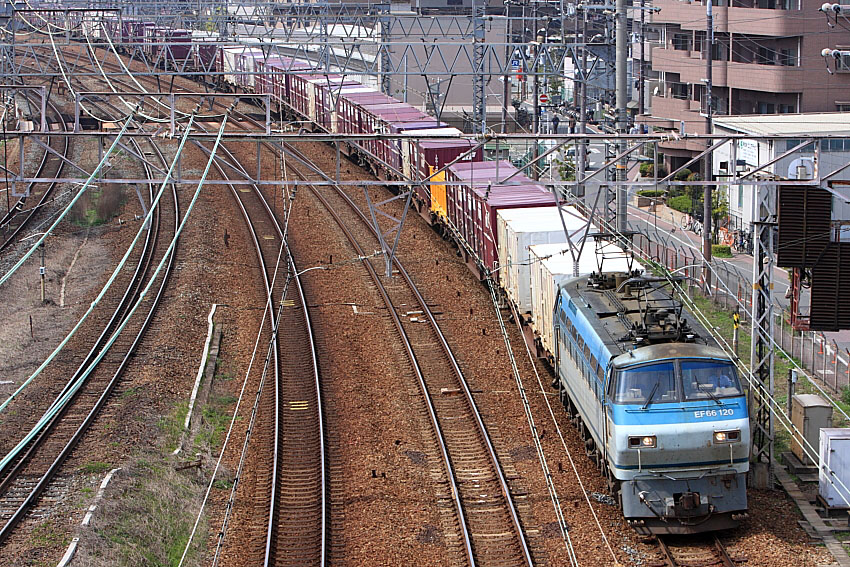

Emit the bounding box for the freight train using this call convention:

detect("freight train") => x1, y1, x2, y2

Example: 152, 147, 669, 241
68, 16, 749, 534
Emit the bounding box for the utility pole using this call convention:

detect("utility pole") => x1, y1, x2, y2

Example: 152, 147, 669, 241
472, 0, 486, 134
379, 4, 391, 95
638, 0, 645, 115
703, 0, 713, 290
615, 0, 629, 233
532, 26, 541, 180
502, 3, 511, 134
576, 7, 588, 198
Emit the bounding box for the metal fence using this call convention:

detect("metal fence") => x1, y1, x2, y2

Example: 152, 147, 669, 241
631, 226, 850, 395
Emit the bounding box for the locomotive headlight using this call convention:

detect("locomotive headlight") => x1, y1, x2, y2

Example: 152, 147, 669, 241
629, 435, 657, 448
713, 429, 740, 444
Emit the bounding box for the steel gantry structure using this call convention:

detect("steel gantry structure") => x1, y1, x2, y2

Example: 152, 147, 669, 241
3, 2, 840, 481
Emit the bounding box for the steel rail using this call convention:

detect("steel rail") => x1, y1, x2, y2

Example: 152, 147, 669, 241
0, 133, 178, 545
657, 535, 737, 567
0, 97, 69, 250
191, 129, 326, 567
278, 138, 533, 566
0, 92, 169, 482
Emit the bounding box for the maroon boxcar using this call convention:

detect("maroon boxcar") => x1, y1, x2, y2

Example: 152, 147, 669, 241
163, 29, 191, 69
443, 161, 554, 275
313, 77, 362, 131
360, 105, 431, 172
191, 31, 219, 73
408, 131, 479, 209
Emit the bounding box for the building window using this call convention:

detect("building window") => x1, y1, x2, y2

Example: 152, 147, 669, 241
820, 139, 850, 152
738, 184, 744, 208
672, 34, 691, 51
671, 82, 689, 100
837, 54, 850, 73
779, 104, 795, 113
757, 102, 775, 114
757, 46, 775, 65
837, 103, 850, 112
779, 48, 797, 66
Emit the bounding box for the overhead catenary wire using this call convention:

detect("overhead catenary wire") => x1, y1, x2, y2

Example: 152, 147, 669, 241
0, 109, 199, 415
0, 109, 232, 485
0, 108, 136, 288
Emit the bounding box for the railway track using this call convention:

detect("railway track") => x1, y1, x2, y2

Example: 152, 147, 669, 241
32, 42, 531, 563
12, 45, 329, 565
272, 139, 534, 566
0, 128, 177, 544
0, 93, 69, 252
193, 133, 326, 566
655, 534, 744, 567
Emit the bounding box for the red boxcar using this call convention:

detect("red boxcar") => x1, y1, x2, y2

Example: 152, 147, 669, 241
163, 29, 191, 69
361, 105, 431, 172
313, 77, 362, 131
444, 161, 555, 275
191, 31, 219, 73
408, 130, 479, 209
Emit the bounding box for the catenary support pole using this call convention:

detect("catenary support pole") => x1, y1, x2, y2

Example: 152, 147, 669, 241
577, 10, 588, 198
703, 0, 714, 291
615, 0, 628, 233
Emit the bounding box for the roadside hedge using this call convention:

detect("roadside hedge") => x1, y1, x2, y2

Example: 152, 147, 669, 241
667, 195, 693, 213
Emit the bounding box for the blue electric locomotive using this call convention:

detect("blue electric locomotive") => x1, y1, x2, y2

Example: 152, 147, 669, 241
553, 265, 749, 534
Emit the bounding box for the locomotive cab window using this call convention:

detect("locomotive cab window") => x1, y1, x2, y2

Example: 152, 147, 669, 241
613, 362, 677, 405
681, 361, 743, 400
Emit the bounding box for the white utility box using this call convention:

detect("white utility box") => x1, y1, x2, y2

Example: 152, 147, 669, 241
792, 393, 833, 465
819, 428, 850, 509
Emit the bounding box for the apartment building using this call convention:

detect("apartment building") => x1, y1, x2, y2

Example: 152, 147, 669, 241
641, 0, 850, 168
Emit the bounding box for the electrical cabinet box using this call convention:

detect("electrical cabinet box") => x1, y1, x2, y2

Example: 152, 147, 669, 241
792, 394, 833, 465
819, 428, 850, 509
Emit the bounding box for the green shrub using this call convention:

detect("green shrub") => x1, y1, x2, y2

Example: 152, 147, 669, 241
638, 189, 665, 198
638, 163, 668, 178
674, 168, 692, 181
712, 244, 732, 257
668, 195, 693, 213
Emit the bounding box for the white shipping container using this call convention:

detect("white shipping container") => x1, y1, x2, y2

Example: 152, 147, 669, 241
529, 241, 640, 356
496, 206, 586, 313
819, 428, 850, 509
238, 50, 265, 90
221, 47, 242, 87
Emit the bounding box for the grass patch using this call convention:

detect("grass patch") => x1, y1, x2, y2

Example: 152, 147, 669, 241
75, 457, 208, 567
158, 402, 189, 453
711, 244, 732, 258
69, 187, 126, 227
668, 194, 693, 213
29, 518, 70, 548
80, 461, 112, 475
120, 387, 141, 399
194, 395, 236, 454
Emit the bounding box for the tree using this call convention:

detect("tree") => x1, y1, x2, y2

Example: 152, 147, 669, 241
554, 157, 576, 181
710, 189, 729, 243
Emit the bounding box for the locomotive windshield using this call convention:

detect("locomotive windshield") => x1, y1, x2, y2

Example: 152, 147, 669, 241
681, 361, 743, 401
613, 362, 677, 405
612, 359, 743, 405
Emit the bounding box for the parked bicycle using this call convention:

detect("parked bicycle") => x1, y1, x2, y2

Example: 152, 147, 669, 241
679, 215, 703, 235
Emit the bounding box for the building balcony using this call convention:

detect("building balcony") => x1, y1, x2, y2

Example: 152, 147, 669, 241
652, 48, 804, 92
651, 0, 803, 36
651, 94, 692, 119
